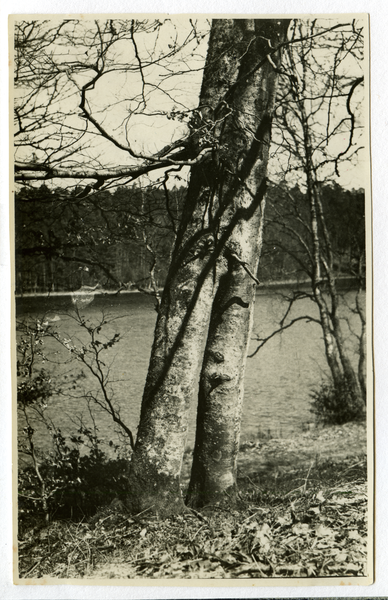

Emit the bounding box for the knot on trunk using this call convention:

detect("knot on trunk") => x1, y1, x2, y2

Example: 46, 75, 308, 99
208, 372, 232, 387
212, 450, 222, 462
209, 350, 225, 363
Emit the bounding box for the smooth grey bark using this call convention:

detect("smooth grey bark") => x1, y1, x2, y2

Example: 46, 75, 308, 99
125, 160, 224, 515
187, 19, 290, 508
126, 18, 292, 516
187, 207, 266, 507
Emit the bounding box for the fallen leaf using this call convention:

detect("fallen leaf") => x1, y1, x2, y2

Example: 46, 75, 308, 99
308, 506, 320, 515
306, 562, 317, 576
292, 523, 310, 536
316, 524, 335, 538
334, 552, 348, 562
252, 523, 272, 553
348, 530, 361, 540
316, 491, 326, 503
175, 544, 190, 555
158, 552, 170, 563
276, 516, 291, 526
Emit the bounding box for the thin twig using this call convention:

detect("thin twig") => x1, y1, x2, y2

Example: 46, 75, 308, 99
227, 251, 261, 285
23, 558, 43, 578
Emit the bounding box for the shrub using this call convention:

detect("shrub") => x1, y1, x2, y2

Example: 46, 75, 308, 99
17, 313, 134, 528
310, 376, 365, 426
18, 426, 130, 525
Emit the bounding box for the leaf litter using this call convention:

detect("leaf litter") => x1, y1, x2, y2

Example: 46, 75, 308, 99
18, 422, 368, 580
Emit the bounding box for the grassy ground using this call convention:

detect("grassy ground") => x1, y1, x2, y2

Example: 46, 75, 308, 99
18, 422, 368, 580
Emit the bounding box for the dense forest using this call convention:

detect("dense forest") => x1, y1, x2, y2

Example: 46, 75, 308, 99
15, 182, 364, 294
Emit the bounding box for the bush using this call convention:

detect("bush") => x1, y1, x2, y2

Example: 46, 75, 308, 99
310, 376, 365, 426
18, 426, 130, 525
17, 314, 134, 528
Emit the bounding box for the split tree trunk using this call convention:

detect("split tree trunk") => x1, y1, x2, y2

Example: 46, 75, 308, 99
126, 18, 290, 516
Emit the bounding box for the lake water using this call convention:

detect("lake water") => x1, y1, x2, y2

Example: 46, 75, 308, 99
16, 288, 363, 456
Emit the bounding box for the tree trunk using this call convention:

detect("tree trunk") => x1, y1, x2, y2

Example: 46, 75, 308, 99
325, 275, 364, 404
298, 85, 344, 390
307, 175, 343, 388
126, 264, 218, 516
187, 203, 265, 507
331, 308, 364, 400
313, 286, 343, 387
126, 18, 292, 516
315, 188, 364, 404
187, 19, 290, 508
276, 40, 365, 405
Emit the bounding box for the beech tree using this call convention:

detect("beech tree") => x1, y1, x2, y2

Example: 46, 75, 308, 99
126, 19, 291, 514
256, 20, 366, 405
14, 16, 365, 515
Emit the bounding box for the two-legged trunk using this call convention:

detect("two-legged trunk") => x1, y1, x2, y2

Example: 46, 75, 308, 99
126, 18, 292, 516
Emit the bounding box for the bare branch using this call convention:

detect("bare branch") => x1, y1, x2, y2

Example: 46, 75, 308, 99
249, 314, 320, 357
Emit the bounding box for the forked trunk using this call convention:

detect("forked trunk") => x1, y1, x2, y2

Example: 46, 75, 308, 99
126, 18, 291, 516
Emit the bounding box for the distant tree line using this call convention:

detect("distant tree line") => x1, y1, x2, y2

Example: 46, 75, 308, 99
261, 181, 365, 285
15, 183, 184, 294
15, 181, 364, 295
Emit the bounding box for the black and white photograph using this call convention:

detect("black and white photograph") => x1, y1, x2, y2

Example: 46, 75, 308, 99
10, 13, 373, 586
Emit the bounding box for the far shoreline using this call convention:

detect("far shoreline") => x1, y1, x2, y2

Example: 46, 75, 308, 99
15, 275, 360, 299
